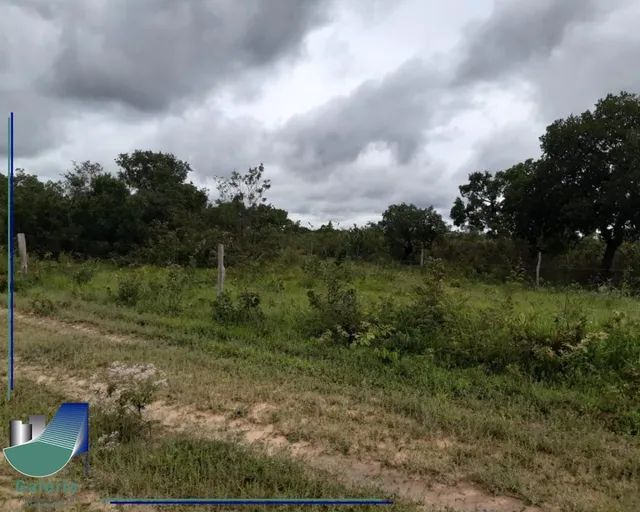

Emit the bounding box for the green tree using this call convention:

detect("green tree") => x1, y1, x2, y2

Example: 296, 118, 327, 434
116, 150, 208, 232
212, 164, 294, 261
215, 163, 271, 207
540, 91, 640, 276
500, 159, 577, 255
12, 170, 68, 254
116, 150, 191, 192
381, 203, 447, 261
63, 161, 141, 256
450, 171, 507, 235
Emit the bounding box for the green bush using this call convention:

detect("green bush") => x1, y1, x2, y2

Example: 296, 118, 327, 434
306, 264, 363, 345
93, 362, 167, 445
29, 294, 56, 316
72, 263, 95, 285
114, 273, 142, 306
158, 265, 193, 314
212, 291, 264, 325
352, 263, 451, 356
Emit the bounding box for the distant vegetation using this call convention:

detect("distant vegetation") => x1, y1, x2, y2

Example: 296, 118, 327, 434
0, 92, 640, 290
2, 91, 640, 289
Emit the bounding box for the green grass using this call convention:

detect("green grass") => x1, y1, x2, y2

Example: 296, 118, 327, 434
0, 380, 408, 512
3, 256, 640, 511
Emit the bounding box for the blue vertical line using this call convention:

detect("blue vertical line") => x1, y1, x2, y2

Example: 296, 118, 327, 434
8, 112, 13, 397
6, 115, 9, 400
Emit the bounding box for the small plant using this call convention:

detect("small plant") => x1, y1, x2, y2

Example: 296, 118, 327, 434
265, 276, 285, 292
212, 292, 237, 323
29, 294, 56, 316
161, 265, 192, 314
72, 264, 95, 286
92, 361, 167, 444
114, 273, 142, 306
212, 291, 264, 324
238, 290, 261, 310
306, 264, 363, 345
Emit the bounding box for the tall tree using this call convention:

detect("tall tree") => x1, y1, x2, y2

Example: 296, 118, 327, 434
540, 91, 640, 276
500, 159, 577, 256
381, 203, 447, 261
214, 164, 277, 236
116, 150, 208, 230
215, 163, 271, 207
450, 171, 508, 236
11, 170, 68, 254
63, 161, 142, 255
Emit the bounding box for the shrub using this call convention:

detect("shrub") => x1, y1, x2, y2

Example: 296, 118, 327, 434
159, 265, 192, 314
360, 263, 450, 355
306, 268, 363, 345
93, 362, 167, 444
114, 273, 142, 306
212, 291, 264, 324
212, 292, 236, 323
29, 294, 56, 316
72, 264, 95, 286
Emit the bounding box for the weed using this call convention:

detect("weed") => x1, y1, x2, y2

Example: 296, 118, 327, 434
114, 273, 142, 306
72, 263, 95, 286
307, 268, 362, 344
29, 294, 56, 316
212, 291, 264, 324
92, 361, 167, 443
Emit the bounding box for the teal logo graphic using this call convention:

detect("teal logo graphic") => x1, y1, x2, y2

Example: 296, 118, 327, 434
4, 403, 89, 478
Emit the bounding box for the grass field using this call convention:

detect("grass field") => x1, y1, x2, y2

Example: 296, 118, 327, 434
1, 256, 639, 511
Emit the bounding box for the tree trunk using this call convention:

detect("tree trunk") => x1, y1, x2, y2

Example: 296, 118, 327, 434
403, 240, 413, 261
600, 239, 622, 280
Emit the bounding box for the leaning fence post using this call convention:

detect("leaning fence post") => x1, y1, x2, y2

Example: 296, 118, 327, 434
17, 233, 27, 275
217, 243, 225, 297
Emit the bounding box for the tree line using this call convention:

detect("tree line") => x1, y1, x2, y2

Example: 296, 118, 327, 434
1, 91, 639, 284
452, 91, 640, 278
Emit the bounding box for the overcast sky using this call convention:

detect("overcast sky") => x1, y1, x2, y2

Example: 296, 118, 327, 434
2, 0, 639, 227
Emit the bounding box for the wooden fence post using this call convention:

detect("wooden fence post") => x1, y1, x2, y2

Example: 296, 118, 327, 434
535, 250, 542, 287
420, 246, 425, 267
17, 233, 27, 275
217, 243, 225, 297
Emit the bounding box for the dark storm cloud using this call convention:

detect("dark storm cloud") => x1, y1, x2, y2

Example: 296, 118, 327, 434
4, 0, 640, 226
1, 3, 67, 157
465, 123, 542, 175
455, 0, 600, 84
530, 23, 640, 118
43, 0, 332, 112
447, 0, 640, 218
0, 92, 67, 158
1, 0, 333, 161
452, 0, 640, 117
277, 60, 450, 173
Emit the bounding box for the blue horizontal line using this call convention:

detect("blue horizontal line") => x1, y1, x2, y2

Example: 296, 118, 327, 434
109, 498, 394, 506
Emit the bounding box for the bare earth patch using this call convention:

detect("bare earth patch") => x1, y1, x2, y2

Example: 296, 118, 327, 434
12, 311, 137, 345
